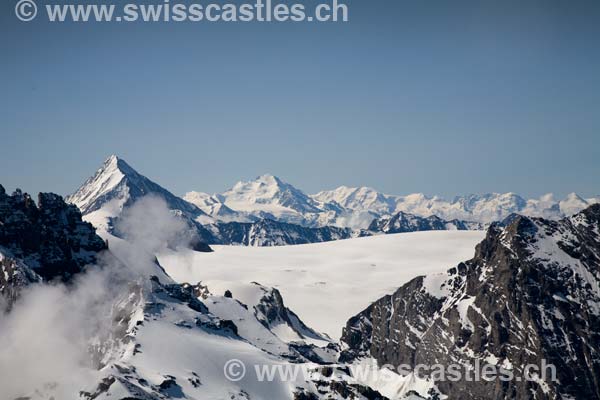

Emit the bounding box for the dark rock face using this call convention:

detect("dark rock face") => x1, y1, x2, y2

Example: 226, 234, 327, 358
189, 236, 213, 252
0, 251, 43, 307
150, 275, 209, 314
210, 211, 483, 247
341, 204, 600, 400
0, 186, 107, 304
366, 211, 482, 234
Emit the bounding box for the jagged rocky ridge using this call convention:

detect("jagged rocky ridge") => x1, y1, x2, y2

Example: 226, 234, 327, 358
341, 204, 600, 399
0, 185, 107, 306
77, 274, 387, 400
210, 218, 354, 246
366, 211, 483, 234
206, 212, 480, 246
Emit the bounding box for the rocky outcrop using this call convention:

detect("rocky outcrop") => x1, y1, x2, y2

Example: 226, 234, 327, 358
0, 185, 107, 305
294, 377, 390, 400
251, 283, 331, 344
341, 205, 600, 400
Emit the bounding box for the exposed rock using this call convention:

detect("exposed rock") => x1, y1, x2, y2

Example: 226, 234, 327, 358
211, 218, 354, 246
366, 211, 482, 234
252, 283, 330, 344
0, 187, 107, 306
150, 275, 209, 314
341, 205, 600, 400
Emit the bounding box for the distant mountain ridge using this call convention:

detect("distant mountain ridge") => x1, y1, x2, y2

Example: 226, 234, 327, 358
313, 186, 599, 225
189, 176, 598, 229
67, 155, 597, 247
186, 174, 361, 228
66, 156, 360, 247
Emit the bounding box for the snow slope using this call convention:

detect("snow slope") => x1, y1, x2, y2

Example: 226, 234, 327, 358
157, 231, 485, 339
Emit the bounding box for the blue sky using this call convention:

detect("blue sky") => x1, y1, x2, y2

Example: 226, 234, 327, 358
1, 0, 599, 199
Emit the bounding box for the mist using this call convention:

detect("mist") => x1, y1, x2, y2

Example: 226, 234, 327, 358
0, 196, 192, 399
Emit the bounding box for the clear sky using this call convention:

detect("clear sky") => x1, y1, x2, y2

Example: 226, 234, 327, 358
1, 0, 599, 199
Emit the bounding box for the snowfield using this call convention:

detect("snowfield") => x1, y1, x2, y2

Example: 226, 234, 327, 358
158, 231, 485, 339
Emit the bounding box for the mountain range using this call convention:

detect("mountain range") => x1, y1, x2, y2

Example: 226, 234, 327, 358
0, 189, 360, 399
186, 172, 598, 228
2, 177, 600, 399
66, 155, 598, 247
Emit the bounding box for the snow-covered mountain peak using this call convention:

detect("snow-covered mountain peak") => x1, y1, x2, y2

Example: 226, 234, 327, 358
66, 154, 131, 214
95, 154, 139, 180
564, 192, 586, 203
564, 191, 589, 205
67, 155, 207, 230
560, 191, 592, 215
105, 154, 138, 175
228, 174, 287, 199
312, 185, 395, 215
221, 174, 321, 217
183, 191, 245, 222
453, 192, 525, 209
103, 153, 119, 167
401, 192, 431, 202
539, 192, 556, 202
313, 185, 378, 202
69, 157, 598, 232
256, 173, 284, 185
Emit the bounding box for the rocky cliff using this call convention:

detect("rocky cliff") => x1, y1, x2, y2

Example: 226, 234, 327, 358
0, 185, 107, 306
341, 205, 600, 399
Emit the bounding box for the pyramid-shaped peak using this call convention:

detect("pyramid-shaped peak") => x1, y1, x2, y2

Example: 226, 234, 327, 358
68, 154, 204, 217
101, 154, 137, 176
104, 154, 120, 164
